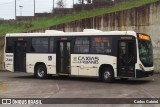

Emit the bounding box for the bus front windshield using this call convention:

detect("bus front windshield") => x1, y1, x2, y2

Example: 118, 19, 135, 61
138, 40, 153, 67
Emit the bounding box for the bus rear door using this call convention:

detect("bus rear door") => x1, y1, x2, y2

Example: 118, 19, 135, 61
14, 41, 26, 72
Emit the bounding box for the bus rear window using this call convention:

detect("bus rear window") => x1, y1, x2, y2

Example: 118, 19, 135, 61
6, 38, 13, 53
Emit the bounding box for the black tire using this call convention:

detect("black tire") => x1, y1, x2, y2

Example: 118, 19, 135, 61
101, 67, 114, 83
34, 65, 47, 79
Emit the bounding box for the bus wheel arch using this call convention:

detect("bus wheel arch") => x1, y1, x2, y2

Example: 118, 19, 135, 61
99, 64, 115, 83
34, 62, 47, 79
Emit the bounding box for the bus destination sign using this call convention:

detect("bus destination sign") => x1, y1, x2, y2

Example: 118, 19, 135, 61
138, 34, 150, 41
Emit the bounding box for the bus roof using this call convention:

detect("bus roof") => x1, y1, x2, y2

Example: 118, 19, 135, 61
6, 29, 137, 37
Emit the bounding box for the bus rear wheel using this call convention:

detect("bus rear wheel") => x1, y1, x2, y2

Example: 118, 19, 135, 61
101, 67, 114, 83
35, 65, 47, 79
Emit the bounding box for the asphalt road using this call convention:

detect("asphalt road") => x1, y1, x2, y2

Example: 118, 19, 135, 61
0, 71, 160, 107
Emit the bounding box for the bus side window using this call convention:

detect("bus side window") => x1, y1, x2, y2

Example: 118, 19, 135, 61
50, 38, 54, 53
91, 37, 112, 54
74, 37, 89, 53
31, 38, 49, 53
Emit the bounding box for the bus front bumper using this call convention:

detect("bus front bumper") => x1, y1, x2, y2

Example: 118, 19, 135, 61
136, 70, 154, 78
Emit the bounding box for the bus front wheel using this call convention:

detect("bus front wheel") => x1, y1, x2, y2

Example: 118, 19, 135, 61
101, 67, 114, 83
34, 65, 47, 79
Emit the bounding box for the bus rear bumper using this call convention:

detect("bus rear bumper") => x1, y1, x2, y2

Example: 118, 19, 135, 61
136, 70, 154, 78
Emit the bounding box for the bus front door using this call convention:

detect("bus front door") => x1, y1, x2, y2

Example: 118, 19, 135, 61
57, 41, 71, 74
118, 41, 136, 77
14, 41, 26, 72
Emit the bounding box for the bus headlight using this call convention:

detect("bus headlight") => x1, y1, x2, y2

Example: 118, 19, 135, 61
139, 64, 144, 71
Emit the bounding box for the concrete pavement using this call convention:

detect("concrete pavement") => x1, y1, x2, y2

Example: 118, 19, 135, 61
0, 71, 160, 107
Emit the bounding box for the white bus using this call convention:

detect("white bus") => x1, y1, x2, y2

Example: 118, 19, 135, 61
4, 29, 154, 82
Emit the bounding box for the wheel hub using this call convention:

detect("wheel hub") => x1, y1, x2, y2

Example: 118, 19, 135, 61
104, 71, 111, 79
38, 68, 45, 77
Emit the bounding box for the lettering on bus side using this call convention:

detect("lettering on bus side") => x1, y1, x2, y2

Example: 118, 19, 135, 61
73, 56, 99, 64
6, 55, 13, 62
